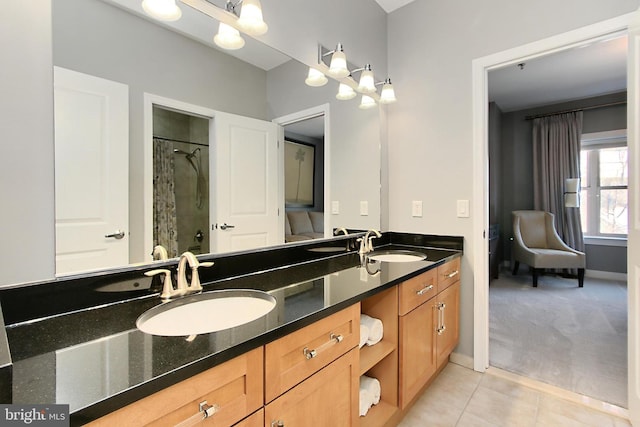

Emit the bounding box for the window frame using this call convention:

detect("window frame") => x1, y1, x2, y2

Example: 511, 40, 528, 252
580, 130, 628, 242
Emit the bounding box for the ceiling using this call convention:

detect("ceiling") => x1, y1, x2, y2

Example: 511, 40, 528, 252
374, 0, 416, 13
488, 35, 627, 112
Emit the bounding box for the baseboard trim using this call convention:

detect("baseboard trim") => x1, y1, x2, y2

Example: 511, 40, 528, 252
585, 269, 627, 281
449, 352, 474, 370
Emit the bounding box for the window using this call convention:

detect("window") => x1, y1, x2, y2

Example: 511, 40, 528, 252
580, 130, 628, 238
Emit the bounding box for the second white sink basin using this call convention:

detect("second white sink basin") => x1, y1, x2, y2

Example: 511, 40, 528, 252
137, 289, 276, 336
367, 250, 427, 263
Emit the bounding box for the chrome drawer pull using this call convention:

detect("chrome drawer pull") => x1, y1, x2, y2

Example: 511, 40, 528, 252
416, 284, 434, 296
445, 270, 459, 279
303, 333, 344, 360
174, 401, 219, 427
271, 421, 285, 427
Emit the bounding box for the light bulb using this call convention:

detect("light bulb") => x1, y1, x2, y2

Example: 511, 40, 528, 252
214, 23, 245, 50
305, 68, 328, 87
359, 95, 377, 110
237, 0, 268, 36
379, 79, 397, 104
141, 0, 182, 21
327, 44, 349, 78
336, 83, 356, 100
357, 65, 376, 93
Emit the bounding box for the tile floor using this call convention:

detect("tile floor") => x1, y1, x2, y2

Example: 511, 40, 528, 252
398, 363, 630, 427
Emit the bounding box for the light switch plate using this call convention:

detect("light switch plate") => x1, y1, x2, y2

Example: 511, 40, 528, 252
412, 200, 423, 217
331, 201, 340, 214
360, 201, 369, 216
457, 199, 470, 218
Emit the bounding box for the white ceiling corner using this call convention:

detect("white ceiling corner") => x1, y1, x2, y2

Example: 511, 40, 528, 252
374, 0, 416, 13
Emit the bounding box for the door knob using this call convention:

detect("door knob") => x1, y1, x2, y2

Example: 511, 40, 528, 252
105, 230, 126, 239
219, 223, 235, 230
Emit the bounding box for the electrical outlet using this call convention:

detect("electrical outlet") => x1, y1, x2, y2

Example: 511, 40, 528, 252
331, 201, 340, 214
412, 200, 423, 217
360, 201, 369, 216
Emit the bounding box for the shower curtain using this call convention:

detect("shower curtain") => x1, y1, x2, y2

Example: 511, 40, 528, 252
153, 138, 178, 258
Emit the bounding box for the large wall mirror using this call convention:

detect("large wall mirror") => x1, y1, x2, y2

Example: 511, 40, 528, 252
52, 0, 382, 275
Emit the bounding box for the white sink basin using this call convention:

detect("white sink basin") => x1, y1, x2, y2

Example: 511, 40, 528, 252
367, 250, 427, 263
136, 289, 276, 336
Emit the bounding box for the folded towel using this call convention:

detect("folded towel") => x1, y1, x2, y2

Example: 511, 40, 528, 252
359, 387, 372, 417
360, 314, 383, 346
359, 323, 370, 349
360, 375, 381, 405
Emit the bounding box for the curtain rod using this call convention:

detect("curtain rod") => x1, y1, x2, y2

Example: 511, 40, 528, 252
524, 100, 627, 121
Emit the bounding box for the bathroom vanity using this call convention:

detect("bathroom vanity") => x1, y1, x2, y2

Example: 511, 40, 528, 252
0, 233, 462, 426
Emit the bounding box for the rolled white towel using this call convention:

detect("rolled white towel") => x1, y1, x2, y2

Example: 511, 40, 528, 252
359, 387, 372, 417
360, 314, 383, 346
359, 323, 370, 349
360, 375, 381, 405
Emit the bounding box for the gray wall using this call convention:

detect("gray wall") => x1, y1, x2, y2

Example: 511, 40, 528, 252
387, 1, 638, 358
498, 91, 627, 273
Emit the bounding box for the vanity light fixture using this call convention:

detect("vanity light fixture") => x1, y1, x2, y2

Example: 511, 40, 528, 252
213, 22, 245, 50
378, 78, 397, 104
564, 178, 580, 208
325, 43, 350, 78
305, 67, 328, 87
141, 0, 182, 21
336, 83, 357, 100
236, 0, 268, 36
355, 64, 376, 93
359, 95, 377, 110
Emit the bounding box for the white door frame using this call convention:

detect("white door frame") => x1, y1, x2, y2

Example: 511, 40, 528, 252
272, 104, 331, 238
143, 94, 217, 261
472, 10, 636, 406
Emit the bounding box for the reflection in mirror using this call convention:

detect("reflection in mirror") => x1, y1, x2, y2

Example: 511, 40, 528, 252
51, 0, 381, 276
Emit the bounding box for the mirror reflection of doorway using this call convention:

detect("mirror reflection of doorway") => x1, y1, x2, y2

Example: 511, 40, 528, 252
152, 106, 210, 257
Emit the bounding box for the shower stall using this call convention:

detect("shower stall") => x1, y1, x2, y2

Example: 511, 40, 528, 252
152, 106, 210, 257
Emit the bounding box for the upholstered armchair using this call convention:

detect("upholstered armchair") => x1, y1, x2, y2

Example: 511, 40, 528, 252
512, 210, 585, 287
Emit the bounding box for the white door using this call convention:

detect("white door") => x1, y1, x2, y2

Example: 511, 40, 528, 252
212, 112, 280, 252
628, 7, 640, 425
54, 67, 129, 274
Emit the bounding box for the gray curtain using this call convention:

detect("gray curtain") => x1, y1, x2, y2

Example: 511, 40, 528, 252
532, 112, 585, 253
153, 138, 178, 258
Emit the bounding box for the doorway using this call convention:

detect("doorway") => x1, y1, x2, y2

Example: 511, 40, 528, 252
471, 11, 639, 421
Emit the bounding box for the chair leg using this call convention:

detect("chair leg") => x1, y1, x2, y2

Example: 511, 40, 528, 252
512, 261, 519, 275
532, 268, 538, 287
578, 268, 585, 287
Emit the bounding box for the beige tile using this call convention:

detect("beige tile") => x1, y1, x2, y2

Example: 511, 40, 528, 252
457, 411, 513, 427
537, 395, 628, 427
463, 385, 538, 427
479, 374, 541, 404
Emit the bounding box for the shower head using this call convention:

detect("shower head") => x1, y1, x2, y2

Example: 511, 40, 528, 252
173, 148, 200, 160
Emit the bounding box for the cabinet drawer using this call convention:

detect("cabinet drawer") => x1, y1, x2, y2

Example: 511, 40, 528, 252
233, 409, 263, 427
398, 269, 437, 315
88, 347, 263, 427
265, 304, 359, 402
265, 349, 359, 427
437, 258, 461, 292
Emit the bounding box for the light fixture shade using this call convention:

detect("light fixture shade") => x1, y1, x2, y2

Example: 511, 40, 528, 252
565, 178, 580, 193
564, 178, 580, 208
237, 0, 268, 35
565, 193, 580, 208
305, 68, 328, 87
336, 83, 356, 100
358, 65, 376, 93
359, 95, 377, 110
214, 23, 245, 50
379, 79, 397, 104
328, 45, 349, 78
141, 0, 182, 21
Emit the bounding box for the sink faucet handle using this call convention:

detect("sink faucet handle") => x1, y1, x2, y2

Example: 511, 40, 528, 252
145, 269, 175, 299
199, 262, 214, 268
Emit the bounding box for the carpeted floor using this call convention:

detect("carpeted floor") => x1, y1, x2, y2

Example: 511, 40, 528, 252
489, 269, 628, 407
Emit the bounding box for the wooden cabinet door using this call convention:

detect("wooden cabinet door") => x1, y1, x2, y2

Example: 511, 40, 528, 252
399, 300, 437, 409
265, 349, 359, 427
436, 282, 460, 368
234, 409, 263, 427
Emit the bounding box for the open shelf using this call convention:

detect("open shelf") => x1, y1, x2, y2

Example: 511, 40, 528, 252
359, 400, 398, 427
359, 340, 395, 375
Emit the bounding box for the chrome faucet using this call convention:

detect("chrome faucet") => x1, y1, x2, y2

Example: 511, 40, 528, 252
152, 244, 168, 261
334, 227, 348, 236
145, 251, 213, 300
359, 229, 381, 254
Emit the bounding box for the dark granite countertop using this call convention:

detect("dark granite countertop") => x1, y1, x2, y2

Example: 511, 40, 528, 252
0, 233, 462, 425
